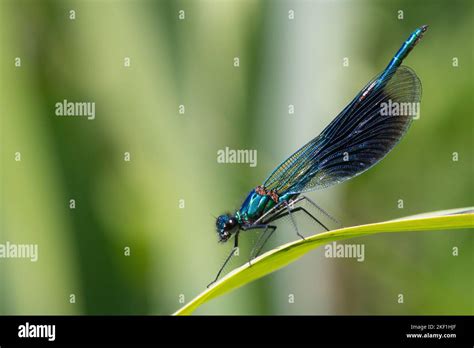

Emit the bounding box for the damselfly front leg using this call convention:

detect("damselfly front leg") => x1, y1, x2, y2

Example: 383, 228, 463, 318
208, 223, 277, 287
207, 232, 240, 288
246, 224, 277, 265
286, 203, 305, 239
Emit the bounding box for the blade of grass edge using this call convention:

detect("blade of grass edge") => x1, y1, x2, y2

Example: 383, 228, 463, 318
174, 208, 474, 315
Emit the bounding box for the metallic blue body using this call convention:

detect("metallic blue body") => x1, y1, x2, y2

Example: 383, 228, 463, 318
236, 190, 298, 224
378, 25, 427, 85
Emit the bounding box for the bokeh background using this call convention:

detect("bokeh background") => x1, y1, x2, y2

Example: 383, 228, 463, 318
0, 0, 472, 315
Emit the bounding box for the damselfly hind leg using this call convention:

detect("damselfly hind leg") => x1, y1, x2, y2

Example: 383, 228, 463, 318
247, 199, 335, 263
269, 201, 331, 234
300, 195, 341, 227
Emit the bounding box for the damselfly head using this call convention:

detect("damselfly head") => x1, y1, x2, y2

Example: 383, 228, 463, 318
216, 214, 238, 242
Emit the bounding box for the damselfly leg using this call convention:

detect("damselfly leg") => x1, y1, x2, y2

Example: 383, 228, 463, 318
207, 232, 240, 287
208, 224, 277, 287
300, 195, 341, 227
270, 205, 330, 232
247, 224, 277, 265
247, 198, 336, 262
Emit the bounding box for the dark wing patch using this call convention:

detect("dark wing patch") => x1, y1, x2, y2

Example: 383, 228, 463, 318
263, 66, 422, 194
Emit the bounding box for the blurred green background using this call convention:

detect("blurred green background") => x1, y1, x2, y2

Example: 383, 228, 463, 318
0, 0, 472, 315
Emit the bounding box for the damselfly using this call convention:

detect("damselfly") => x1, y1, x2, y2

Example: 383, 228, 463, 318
211, 25, 428, 286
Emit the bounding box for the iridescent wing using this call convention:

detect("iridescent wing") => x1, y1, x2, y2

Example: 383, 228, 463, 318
263, 66, 422, 194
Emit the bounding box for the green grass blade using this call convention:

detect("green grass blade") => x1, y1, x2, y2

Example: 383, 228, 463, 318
174, 208, 474, 315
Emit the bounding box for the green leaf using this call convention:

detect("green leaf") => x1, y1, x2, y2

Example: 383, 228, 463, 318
174, 207, 473, 315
